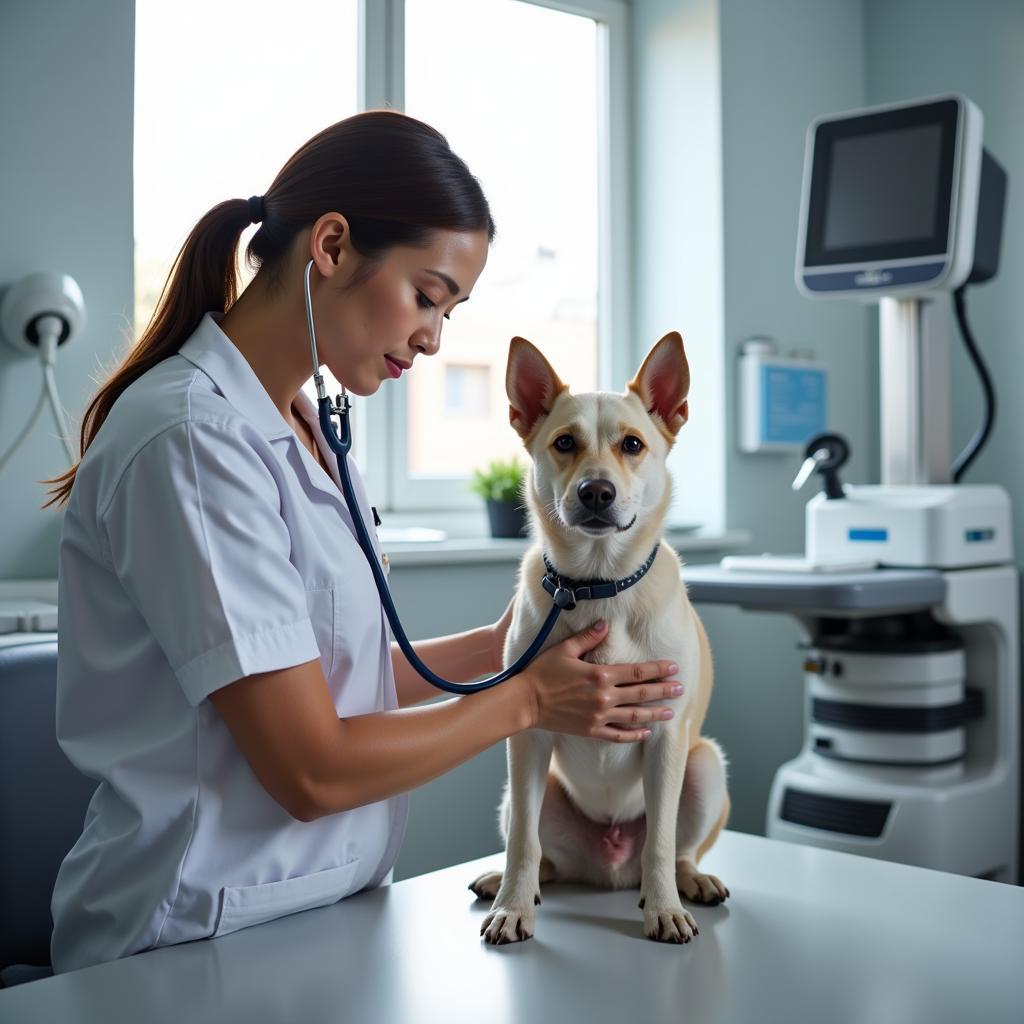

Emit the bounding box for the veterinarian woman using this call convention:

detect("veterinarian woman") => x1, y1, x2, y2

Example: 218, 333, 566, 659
43, 110, 683, 974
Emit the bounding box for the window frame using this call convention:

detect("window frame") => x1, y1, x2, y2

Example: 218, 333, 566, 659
359, 0, 631, 512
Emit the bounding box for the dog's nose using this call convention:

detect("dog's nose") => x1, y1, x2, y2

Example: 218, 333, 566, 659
577, 478, 616, 511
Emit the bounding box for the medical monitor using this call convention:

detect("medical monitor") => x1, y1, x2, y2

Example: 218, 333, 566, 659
796, 95, 985, 299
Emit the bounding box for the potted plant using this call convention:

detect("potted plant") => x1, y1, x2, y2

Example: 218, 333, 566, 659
470, 457, 529, 538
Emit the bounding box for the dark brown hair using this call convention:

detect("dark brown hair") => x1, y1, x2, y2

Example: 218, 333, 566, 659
43, 109, 495, 507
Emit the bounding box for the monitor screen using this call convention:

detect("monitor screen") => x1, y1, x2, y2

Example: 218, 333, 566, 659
803, 99, 959, 268
823, 125, 942, 249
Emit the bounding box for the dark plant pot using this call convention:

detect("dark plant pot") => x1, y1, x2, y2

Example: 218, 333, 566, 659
485, 499, 529, 538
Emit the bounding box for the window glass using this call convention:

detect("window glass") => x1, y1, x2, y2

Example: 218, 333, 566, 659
133, 0, 358, 407
404, 0, 599, 479
444, 364, 491, 416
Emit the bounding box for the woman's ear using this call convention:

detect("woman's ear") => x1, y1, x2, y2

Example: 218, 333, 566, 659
628, 331, 690, 435
309, 212, 353, 276
506, 337, 566, 439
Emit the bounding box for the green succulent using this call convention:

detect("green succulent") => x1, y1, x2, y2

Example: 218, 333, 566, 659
469, 457, 526, 503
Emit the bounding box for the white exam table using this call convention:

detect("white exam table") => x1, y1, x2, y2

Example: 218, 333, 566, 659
0, 829, 1020, 1023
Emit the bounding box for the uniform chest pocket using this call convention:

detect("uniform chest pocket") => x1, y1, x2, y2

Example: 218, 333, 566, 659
213, 858, 362, 939
304, 585, 338, 680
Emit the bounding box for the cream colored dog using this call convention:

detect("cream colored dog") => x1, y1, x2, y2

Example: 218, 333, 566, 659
470, 332, 730, 944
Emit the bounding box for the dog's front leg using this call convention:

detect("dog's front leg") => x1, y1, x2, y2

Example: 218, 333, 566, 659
639, 720, 698, 943
481, 729, 554, 944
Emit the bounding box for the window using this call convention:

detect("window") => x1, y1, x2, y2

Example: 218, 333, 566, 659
389, 0, 627, 510
134, 0, 360, 327
134, 0, 359, 446
136, 0, 628, 516
398, 0, 598, 507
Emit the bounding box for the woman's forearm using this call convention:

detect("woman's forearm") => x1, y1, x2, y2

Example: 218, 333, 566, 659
391, 624, 496, 707
305, 678, 532, 817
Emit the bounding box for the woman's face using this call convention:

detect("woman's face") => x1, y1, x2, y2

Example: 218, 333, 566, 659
315, 227, 490, 396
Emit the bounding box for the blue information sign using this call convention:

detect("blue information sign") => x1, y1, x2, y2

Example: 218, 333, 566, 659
760, 365, 827, 445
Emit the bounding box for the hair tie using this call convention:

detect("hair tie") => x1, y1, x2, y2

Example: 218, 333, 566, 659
247, 195, 265, 224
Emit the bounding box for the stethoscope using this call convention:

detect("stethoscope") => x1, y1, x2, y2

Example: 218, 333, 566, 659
302, 259, 566, 694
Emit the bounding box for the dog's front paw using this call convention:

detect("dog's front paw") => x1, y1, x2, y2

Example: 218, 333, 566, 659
468, 870, 503, 901
638, 894, 698, 944
676, 866, 730, 906
481, 903, 536, 945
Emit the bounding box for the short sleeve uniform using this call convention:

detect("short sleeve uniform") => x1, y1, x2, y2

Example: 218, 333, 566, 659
50, 313, 407, 973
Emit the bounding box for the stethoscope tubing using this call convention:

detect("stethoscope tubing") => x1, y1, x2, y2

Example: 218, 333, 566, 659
305, 260, 562, 694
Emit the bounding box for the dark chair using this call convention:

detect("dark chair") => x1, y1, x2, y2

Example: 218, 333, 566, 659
0, 638, 96, 987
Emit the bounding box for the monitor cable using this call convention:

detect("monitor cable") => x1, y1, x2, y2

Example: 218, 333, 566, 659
950, 285, 996, 483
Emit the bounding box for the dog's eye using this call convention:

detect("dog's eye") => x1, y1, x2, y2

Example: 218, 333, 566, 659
553, 435, 576, 453
622, 435, 645, 455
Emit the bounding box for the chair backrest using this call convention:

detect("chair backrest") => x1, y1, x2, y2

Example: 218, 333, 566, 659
0, 639, 96, 968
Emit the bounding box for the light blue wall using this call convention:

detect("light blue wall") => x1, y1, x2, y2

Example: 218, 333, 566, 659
719, 0, 876, 553
0, 0, 135, 578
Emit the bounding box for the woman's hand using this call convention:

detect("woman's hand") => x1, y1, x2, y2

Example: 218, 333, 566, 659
488, 597, 516, 674
519, 620, 683, 742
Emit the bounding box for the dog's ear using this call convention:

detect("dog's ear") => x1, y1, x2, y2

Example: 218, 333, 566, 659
506, 337, 566, 439
628, 331, 690, 435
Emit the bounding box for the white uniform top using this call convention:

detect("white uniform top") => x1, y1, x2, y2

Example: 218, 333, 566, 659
50, 312, 407, 974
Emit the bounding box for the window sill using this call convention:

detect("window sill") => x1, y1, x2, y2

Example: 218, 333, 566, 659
381, 525, 752, 568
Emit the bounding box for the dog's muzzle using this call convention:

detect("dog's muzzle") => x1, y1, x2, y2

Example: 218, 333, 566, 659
567, 477, 636, 532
